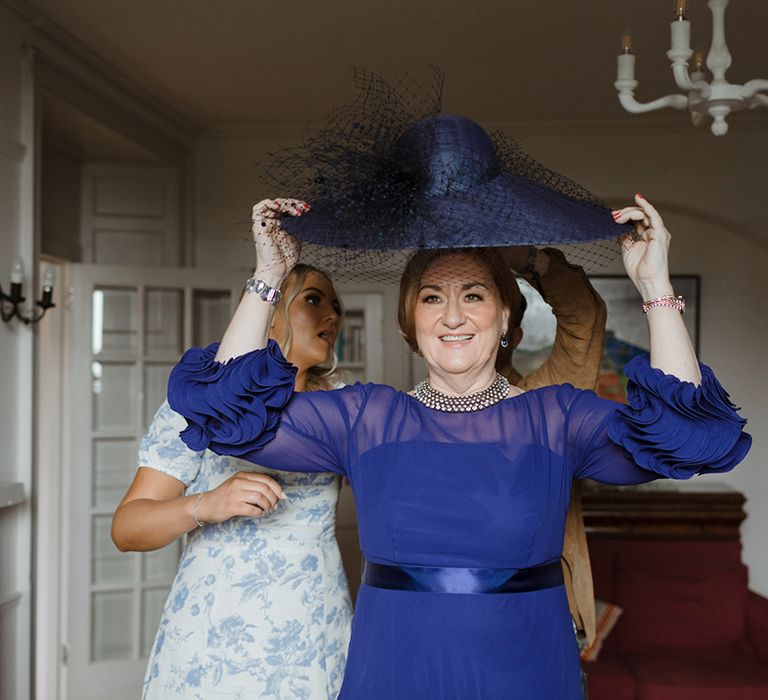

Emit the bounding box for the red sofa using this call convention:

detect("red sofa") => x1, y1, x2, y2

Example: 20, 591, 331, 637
583, 538, 768, 700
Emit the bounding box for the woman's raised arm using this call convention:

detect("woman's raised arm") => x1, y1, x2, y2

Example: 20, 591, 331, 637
214, 198, 307, 362
613, 193, 701, 385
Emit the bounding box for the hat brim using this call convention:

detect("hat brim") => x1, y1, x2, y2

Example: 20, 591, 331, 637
283, 171, 630, 250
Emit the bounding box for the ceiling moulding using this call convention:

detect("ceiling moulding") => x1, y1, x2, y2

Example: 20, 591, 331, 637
5, 0, 202, 152
36, 60, 189, 166
202, 123, 316, 141
477, 113, 768, 137
205, 112, 768, 141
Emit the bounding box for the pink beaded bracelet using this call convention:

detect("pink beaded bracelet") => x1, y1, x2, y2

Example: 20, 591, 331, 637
642, 294, 685, 315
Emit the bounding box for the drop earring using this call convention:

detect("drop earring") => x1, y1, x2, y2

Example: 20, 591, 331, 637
500, 332, 509, 349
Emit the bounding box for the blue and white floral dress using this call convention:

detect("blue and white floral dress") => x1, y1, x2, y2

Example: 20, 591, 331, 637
139, 401, 352, 699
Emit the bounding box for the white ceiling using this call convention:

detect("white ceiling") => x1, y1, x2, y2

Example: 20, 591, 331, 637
26, 0, 768, 130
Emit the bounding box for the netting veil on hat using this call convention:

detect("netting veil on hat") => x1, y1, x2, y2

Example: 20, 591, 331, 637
257, 69, 629, 281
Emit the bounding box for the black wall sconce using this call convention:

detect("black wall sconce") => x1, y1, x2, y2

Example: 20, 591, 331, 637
1, 257, 56, 325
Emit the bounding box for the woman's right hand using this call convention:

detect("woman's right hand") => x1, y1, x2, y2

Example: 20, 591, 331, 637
197, 471, 287, 523
251, 198, 308, 278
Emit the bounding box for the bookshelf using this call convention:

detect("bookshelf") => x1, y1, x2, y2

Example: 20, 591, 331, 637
334, 292, 383, 385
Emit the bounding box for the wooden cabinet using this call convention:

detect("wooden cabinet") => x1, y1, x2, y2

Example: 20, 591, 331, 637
581, 480, 746, 540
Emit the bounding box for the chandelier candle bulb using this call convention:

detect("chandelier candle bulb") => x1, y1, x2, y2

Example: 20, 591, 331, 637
41, 267, 55, 307
670, 18, 691, 52
617, 33, 635, 82
42, 266, 54, 291
674, 0, 688, 21
617, 53, 636, 82
691, 50, 706, 82
10, 257, 23, 285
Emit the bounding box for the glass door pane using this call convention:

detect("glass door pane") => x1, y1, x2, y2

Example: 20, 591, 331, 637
92, 288, 138, 355
145, 288, 183, 355
91, 591, 134, 661
92, 515, 133, 585
193, 289, 232, 346
92, 362, 137, 431
143, 363, 175, 430
92, 439, 136, 508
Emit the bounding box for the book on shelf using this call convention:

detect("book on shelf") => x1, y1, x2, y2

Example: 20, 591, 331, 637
337, 314, 366, 364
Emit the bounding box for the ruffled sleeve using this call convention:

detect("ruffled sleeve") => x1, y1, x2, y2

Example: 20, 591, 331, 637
570, 353, 751, 483
606, 354, 751, 479
167, 340, 297, 458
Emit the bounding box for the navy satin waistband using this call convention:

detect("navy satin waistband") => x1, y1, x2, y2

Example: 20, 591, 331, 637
361, 559, 564, 594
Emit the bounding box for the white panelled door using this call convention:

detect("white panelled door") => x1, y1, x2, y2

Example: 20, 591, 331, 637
80, 165, 181, 266
64, 264, 239, 700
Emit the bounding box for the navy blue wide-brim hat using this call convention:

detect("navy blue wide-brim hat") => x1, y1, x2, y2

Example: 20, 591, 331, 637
282, 114, 626, 250
258, 70, 629, 278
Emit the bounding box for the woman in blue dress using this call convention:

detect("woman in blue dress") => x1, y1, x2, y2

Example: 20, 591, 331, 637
112, 203, 352, 700
168, 193, 751, 699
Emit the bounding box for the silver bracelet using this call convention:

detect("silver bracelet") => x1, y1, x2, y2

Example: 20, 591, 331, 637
245, 277, 282, 306
193, 492, 206, 528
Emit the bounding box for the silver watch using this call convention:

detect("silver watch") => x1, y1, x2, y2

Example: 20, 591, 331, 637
245, 277, 282, 306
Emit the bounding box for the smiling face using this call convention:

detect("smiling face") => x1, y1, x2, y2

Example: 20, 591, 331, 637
270, 269, 342, 373
413, 253, 510, 381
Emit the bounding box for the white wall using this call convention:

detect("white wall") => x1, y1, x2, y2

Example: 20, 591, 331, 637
196, 123, 768, 595
0, 6, 34, 700
194, 132, 285, 269
41, 143, 82, 261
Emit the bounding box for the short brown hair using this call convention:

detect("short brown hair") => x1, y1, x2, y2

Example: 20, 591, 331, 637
397, 248, 522, 372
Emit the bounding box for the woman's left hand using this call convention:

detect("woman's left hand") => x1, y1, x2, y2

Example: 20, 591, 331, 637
613, 194, 674, 299
251, 197, 307, 278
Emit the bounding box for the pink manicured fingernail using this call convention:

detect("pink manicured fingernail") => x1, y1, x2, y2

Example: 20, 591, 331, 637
636, 192, 644, 199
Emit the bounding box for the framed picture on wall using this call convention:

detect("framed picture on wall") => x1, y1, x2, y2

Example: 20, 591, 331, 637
516, 275, 700, 402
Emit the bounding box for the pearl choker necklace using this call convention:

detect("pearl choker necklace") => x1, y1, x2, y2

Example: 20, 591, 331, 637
413, 373, 511, 412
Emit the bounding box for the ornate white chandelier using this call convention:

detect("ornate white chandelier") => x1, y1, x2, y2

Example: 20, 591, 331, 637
614, 0, 768, 135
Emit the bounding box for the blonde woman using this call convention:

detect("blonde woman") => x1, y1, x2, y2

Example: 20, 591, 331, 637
113, 227, 352, 699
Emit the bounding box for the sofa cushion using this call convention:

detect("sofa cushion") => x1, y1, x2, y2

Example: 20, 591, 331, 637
626, 646, 768, 700
614, 558, 748, 652
746, 590, 768, 663
586, 539, 743, 604
583, 657, 637, 700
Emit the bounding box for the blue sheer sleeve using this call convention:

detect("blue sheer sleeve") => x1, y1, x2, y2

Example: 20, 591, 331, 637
568, 354, 751, 483
167, 343, 750, 483
167, 340, 371, 475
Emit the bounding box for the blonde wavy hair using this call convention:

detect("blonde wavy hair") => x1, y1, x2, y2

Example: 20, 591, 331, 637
274, 264, 343, 391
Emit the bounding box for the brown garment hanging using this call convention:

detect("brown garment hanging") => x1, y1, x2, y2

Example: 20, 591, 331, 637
504, 247, 607, 646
